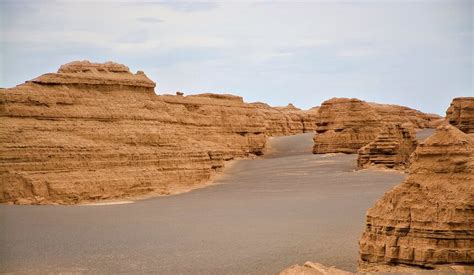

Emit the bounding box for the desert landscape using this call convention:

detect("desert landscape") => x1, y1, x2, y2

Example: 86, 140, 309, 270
1, 1, 473, 274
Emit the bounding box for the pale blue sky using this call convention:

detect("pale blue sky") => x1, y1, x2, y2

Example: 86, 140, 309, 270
1, 0, 472, 114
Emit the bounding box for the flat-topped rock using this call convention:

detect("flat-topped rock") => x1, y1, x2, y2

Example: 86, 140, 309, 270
250, 102, 318, 136
446, 97, 474, 134
313, 98, 441, 154
359, 125, 474, 271
29, 60, 156, 89
313, 98, 384, 154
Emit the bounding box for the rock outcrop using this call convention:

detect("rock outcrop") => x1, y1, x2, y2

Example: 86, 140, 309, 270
250, 102, 319, 136
357, 124, 418, 170
0, 61, 324, 205
0, 61, 271, 204
446, 97, 474, 134
370, 103, 443, 129
313, 98, 440, 154
280, 262, 352, 275
359, 125, 474, 271
313, 98, 385, 154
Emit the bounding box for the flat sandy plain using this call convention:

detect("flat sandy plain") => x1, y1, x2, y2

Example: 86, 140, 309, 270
0, 133, 418, 274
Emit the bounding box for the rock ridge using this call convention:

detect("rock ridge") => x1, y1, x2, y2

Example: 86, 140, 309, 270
359, 125, 474, 271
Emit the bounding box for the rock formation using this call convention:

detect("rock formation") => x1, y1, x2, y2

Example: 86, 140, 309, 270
0, 61, 270, 204
370, 103, 443, 129
250, 102, 319, 136
0, 61, 318, 205
280, 262, 352, 275
313, 98, 385, 154
359, 125, 474, 271
446, 97, 474, 134
313, 98, 440, 154
357, 124, 418, 170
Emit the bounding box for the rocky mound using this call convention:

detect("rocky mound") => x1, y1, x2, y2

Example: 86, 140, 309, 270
313, 98, 384, 154
313, 98, 440, 154
446, 97, 474, 134
370, 103, 442, 129
250, 102, 319, 136
357, 123, 418, 170
29, 61, 156, 90
359, 125, 474, 271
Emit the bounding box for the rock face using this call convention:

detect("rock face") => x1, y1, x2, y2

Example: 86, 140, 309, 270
280, 262, 352, 275
359, 125, 474, 271
370, 103, 443, 129
250, 102, 319, 136
357, 124, 418, 170
0, 61, 272, 204
0, 61, 323, 205
446, 97, 474, 134
313, 98, 440, 154
313, 98, 384, 154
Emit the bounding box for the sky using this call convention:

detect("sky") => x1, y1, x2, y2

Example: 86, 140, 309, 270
0, 0, 472, 114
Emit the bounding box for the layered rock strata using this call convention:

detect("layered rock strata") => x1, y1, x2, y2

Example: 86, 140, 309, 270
370, 103, 443, 129
250, 102, 319, 136
359, 125, 474, 271
446, 97, 474, 134
0, 61, 269, 204
357, 124, 418, 170
313, 98, 384, 154
313, 98, 440, 154
0, 61, 323, 205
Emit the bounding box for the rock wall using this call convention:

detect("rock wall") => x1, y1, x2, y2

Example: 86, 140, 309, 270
357, 124, 418, 170
370, 103, 443, 129
0, 61, 270, 204
446, 97, 474, 134
359, 125, 474, 271
0, 61, 321, 205
313, 98, 384, 154
250, 102, 319, 136
313, 98, 440, 154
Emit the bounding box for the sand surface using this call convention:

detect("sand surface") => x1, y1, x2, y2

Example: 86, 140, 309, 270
0, 133, 411, 274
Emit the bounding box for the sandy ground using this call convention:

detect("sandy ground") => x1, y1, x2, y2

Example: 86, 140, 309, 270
0, 133, 412, 274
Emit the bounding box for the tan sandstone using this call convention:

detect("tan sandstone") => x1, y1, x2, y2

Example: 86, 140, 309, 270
0, 61, 316, 205
359, 124, 474, 271
446, 97, 474, 134
313, 98, 440, 154
357, 123, 418, 170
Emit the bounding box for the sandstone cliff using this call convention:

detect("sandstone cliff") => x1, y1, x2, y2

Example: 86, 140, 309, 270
0, 61, 320, 205
0, 61, 270, 204
359, 125, 474, 271
313, 98, 440, 154
357, 123, 418, 170
313, 98, 385, 154
446, 97, 474, 134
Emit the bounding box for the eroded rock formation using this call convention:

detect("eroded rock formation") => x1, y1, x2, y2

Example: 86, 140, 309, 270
370, 103, 443, 129
357, 124, 418, 170
446, 97, 474, 134
0, 61, 319, 205
359, 125, 474, 271
313, 98, 385, 154
313, 98, 440, 154
250, 102, 319, 136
